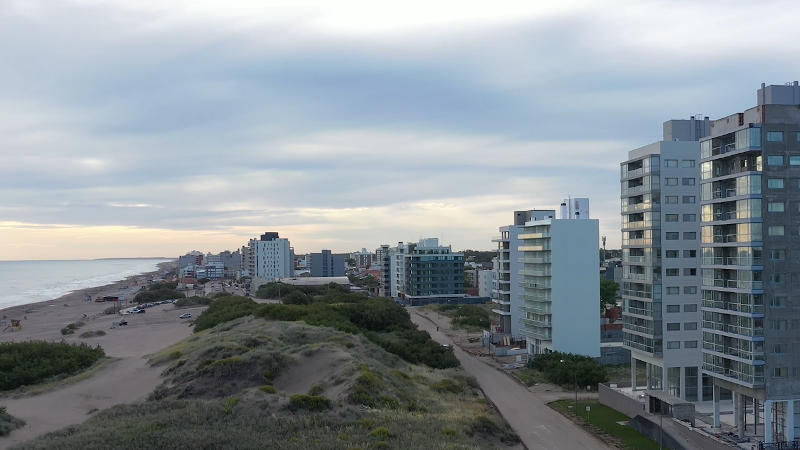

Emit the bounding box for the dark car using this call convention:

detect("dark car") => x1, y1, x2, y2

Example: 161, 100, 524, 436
117, 320, 128, 326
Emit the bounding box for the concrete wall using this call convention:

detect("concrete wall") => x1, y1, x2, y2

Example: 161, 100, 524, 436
599, 383, 645, 418
551, 218, 601, 357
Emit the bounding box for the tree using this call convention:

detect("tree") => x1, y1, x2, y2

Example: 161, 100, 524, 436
600, 279, 619, 311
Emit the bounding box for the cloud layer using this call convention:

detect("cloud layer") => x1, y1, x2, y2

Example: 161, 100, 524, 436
2, 0, 800, 258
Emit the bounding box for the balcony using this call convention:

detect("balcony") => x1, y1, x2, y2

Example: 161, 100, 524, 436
521, 303, 552, 315
702, 256, 762, 266
702, 299, 764, 315
491, 297, 511, 306
519, 269, 551, 277
621, 202, 658, 213
520, 281, 551, 290
519, 257, 551, 264
702, 342, 765, 362
621, 288, 655, 299
702, 321, 764, 337
623, 305, 654, 318
492, 308, 511, 316
625, 255, 660, 266
623, 322, 655, 335
702, 279, 763, 290
702, 362, 764, 387
521, 317, 552, 329
518, 232, 550, 239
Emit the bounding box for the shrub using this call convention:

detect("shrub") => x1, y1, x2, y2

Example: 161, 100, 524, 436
103, 306, 118, 315
78, 330, 106, 338
60, 321, 84, 335
0, 341, 105, 391
369, 427, 393, 439
259, 385, 277, 394
134, 282, 184, 304
288, 394, 331, 412
175, 296, 214, 308
193, 297, 257, 332
0, 406, 25, 436
431, 378, 463, 394
527, 351, 608, 390
282, 291, 311, 305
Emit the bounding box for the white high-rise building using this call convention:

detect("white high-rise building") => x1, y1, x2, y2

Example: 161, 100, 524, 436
620, 117, 708, 402
249, 232, 293, 287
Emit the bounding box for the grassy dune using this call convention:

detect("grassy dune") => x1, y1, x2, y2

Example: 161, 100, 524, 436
17, 316, 519, 449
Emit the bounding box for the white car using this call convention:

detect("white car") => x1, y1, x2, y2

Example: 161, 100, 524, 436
179, 313, 192, 319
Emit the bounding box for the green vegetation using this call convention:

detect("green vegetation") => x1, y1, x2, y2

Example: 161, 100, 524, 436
255, 281, 349, 300
134, 282, 184, 304
288, 394, 331, 412
462, 250, 495, 264
103, 305, 119, 314
600, 279, 620, 310
512, 367, 548, 386
194, 293, 459, 369
60, 320, 85, 335
0, 406, 25, 436
0, 341, 105, 391
550, 400, 658, 450
20, 318, 517, 449
430, 304, 491, 330
78, 330, 106, 338
528, 351, 607, 391
174, 296, 214, 308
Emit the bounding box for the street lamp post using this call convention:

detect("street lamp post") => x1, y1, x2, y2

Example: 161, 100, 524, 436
561, 359, 578, 415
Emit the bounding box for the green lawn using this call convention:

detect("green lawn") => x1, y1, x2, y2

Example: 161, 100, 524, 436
550, 400, 659, 450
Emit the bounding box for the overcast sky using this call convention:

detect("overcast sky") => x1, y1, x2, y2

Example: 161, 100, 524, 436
2, 0, 800, 259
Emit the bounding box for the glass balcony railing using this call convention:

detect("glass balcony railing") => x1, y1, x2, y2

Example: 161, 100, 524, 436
701, 299, 764, 315
621, 202, 659, 213
702, 256, 762, 266
702, 321, 764, 337
702, 279, 763, 290
520, 281, 551, 290
702, 342, 765, 361
518, 257, 551, 264
702, 362, 764, 386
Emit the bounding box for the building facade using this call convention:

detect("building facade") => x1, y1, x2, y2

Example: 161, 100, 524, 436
621, 122, 708, 402
477, 268, 495, 298
310, 250, 345, 277
250, 232, 293, 284
700, 82, 800, 442
380, 238, 465, 303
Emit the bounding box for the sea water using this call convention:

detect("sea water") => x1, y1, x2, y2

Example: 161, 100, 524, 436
0, 258, 170, 309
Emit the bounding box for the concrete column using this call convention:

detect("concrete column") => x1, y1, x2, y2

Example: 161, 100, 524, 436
765, 400, 773, 443
631, 356, 637, 391
713, 384, 721, 428
737, 393, 745, 437
732, 391, 737, 427
679, 368, 686, 400
787, 400, 795, 441
754, 398, 760, 436
646, 363, 651, 390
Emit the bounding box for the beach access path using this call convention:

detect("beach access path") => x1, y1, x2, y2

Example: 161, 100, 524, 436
409, 307, 609, 450
0, 279, 204, 449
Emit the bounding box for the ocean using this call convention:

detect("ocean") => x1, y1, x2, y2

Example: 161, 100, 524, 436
0, 258, 171, 310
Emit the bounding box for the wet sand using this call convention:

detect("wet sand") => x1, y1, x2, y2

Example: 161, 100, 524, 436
0, 261, 209, 449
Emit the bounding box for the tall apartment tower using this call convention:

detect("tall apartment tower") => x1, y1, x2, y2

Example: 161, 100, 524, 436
310, 249, 345, 277
250, 232, 293, 285
380, 239, 465, 304
491, 209, 556, 340
518, 204, 600, 357
621, 117, 709, 402
700, 82, 800, 443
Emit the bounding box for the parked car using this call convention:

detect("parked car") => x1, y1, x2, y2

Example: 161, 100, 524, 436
179, 313, 192, 319
117, 320, 128, 326
134, 309, 146, 314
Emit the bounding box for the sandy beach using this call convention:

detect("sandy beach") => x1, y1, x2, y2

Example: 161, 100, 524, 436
0, 261, 208, 449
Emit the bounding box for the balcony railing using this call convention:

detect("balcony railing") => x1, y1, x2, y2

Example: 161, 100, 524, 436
621, 288, 654, 299
702, 342, 765, 361
623, 305, 654, 317
623, 322, 656, 335
621, 202, 658, 213
702, 321, 764, 337
520, 269, 551, 277
518, 232, 551, 239
702, 257, 762, 266
702, 299, 764, 315
702, 362, 764, 386
521, 304, 552, 315
520, 281, 551, 290
703, 279, 764, 290
518, 257, 551, 264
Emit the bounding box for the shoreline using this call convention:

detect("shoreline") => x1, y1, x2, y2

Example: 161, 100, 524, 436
0, 260, 176, 320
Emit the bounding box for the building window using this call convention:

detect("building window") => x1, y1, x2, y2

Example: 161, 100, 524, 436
790, 155, 800, 166
683, 214, 696, 222
666, 341, 681, 349
666, 287, 680, 295
684, 322, 697, 330
683, 268, 697, 276
683, 232, 696, 240
768, 155, 785, 166
666, 323, 680, 331
684, 303, 697, 311
681, 160, 695, 168
767, 131, 784, 142
770, 273, 784, 284
684, 287, 698, 295
773, 367, 788, 378
771, 296, 787, 308
769, 250, 786, 260
683, 250, 696, 258
665, 250, 679, 258
769, 226, 785, 236
684, 341, 698, 348
768, 178, 784, 189
666, 304, 680, 313
769, 319, 789, 330
682, 196, 696, 204
768, 202, 785, 212
665, 196, 679, 204
666, 268, 679, 276
665, 159, 678, 168
665, 177, 678, 186
665, 214, 679, 222
682, 178, 696, 186
772, 344, 787, 353
665, 232, 679, 240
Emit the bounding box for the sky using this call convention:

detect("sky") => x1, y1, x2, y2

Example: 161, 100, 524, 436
2, 0, 800, 259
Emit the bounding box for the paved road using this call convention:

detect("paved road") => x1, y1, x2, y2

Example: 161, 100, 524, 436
410, 309, 608, 450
